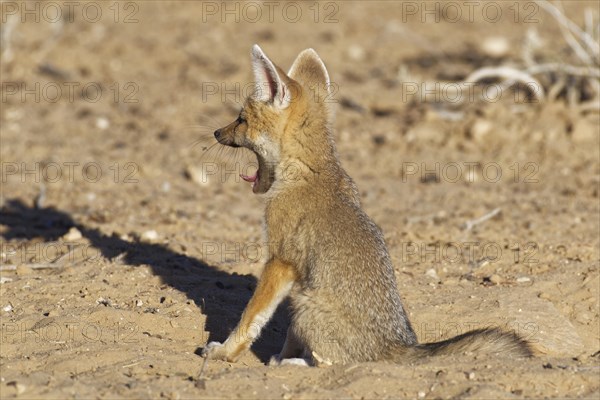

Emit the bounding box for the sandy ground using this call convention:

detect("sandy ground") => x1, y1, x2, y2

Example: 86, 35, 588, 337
1, 1, 599, 398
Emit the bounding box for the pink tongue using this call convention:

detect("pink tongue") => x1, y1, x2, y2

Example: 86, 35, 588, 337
240, 173, 257, 183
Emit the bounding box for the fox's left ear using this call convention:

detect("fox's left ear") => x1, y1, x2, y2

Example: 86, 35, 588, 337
288, 48, 330, 94
251, 44, 290, 109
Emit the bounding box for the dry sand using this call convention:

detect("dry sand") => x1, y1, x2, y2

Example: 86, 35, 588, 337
1, 1, 599, 398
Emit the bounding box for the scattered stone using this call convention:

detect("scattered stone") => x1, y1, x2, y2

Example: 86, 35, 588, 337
575, 311, 592, 324
538, 292, 552, 300
3, 304, 13, 312
516, 276, 531, 283
418, 391, 426, 398
141, 230, 159, 242
347, 45, 365, 62
96, 117, 110, 130
96, 297, 112, 306
572, 117, 596, 142
0, 277, 13, 284
467, 371, 476, 380
425, 268, 440, 281
185, 165, 210, 186
489, 274, 503, 285
7, 381, 27, 395
62, 227, 83, 241
47, 309, 59, 317
470, 119, 493, 141
15, 264, 32, 276
441, 277, 459, 286
135, 299, 143, 307
480, 36, 510, 58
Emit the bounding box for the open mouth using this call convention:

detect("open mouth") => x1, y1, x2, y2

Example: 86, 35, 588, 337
239, 153, 274, 194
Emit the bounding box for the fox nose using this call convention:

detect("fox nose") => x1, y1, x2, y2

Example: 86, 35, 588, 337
214, 129, 221, 140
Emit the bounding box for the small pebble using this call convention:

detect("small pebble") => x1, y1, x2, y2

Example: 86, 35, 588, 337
15, 264, 32, 276
471, 119, 493, 141
480, 36, 510, 58
3, 304, 13, 312
538, 292, 551, 300
425, 268, 439, 281
96, 117, 110, 130
516, 276, 531, 283
418, 391, 426, 398
575, 311, 592, 324
489, 274, 503, 285
7, 381, 27, 395
467, 371, 475, 380
347, 45, 365, 61
62, 227, 83, 241
96, 297, 112, 306
185, 165, 210, 186
141, 230, 159, 242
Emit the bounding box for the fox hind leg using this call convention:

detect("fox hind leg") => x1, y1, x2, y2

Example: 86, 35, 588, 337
269, 325, 308, 366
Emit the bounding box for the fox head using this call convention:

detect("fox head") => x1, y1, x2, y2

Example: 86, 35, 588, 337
214, 44, 336, 194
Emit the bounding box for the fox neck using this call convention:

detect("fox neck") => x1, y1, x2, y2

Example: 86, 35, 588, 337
275, 120, 342, 190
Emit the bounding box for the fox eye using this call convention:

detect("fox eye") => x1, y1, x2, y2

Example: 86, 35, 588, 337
237, 115, 246, 124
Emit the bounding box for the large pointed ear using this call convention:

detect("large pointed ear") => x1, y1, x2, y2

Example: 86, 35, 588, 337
287, 48, 330, 94
251, 44, 290, 109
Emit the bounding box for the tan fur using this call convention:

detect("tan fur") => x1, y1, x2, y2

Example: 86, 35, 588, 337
203, 259, 296, 362
203, 45, 533, 365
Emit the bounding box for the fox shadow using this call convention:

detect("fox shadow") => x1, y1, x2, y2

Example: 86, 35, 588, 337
0, 198, 287, 363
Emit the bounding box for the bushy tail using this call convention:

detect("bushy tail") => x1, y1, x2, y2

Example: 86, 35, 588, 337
394, 328, 534, 362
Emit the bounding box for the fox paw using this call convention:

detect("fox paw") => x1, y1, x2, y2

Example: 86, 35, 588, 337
268, 355, 310, 367
268, 355, 282, 366
201, 341, 228, 360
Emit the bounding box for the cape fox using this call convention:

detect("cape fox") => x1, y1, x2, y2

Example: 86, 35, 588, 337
202, 45, 533, 365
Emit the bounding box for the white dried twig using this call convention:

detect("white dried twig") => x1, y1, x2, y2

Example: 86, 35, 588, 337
463, 208, 502, 231
464, 66, 546, 101
526, 63, 600, 78
535, 0, 599, 63
0, 13, 19, 64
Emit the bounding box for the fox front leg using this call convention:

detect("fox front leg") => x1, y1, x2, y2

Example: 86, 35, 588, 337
202, 258, 296, 362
